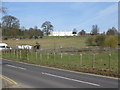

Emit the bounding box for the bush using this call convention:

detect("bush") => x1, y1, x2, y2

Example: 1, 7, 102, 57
86, 36, 95, 46
105, 36, 118, 47
95, 35, 106, 46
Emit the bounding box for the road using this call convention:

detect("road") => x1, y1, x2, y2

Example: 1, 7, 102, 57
2, 59, 118, 88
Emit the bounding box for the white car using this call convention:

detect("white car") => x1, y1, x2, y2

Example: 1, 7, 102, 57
0, 43, 12, 50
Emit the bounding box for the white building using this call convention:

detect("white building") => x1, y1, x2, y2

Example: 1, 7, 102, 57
49, 31, 77, 36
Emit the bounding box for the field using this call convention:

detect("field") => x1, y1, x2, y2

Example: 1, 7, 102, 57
2, 49, 119, 77
2, 36, 88, 49
2, 36, 119, 77
2, 50, 118, 69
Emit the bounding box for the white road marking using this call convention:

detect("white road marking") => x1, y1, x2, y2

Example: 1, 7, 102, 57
6, 64, 26, 70
42, 72, 100, 87
3, 59, 118, 80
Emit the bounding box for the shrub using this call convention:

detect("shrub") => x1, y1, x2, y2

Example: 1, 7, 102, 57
86, 36, 95, 46
95, 35, 106, 46
105, 36, 118, 47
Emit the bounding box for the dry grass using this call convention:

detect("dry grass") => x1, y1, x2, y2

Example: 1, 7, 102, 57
3, 36, 87, 49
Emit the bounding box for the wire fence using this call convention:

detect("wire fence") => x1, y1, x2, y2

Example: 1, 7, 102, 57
2, 49, 119, 77
2, 49, 118, 70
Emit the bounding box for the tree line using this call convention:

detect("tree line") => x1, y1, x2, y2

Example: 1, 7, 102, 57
1, 15, 54, 39
1, 15, 119, 39
77, 25, 118, 36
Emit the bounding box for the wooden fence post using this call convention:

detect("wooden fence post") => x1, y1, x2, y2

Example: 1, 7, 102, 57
20, 50, 21, 60
92, 54, 95, 68
36, 52, 37, 64
109, 53, 111, 70
80, 54, 82, 66
40, 53, 42, 64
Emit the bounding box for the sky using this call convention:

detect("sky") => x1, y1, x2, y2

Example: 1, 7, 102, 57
2, 2, 118, 33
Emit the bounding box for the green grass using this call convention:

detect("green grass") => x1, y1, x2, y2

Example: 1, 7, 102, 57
2, 36, 119, 77
2, 50, 119, 77
2, 50, 118, 70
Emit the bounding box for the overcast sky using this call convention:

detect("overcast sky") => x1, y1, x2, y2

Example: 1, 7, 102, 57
3, 2, 118, 33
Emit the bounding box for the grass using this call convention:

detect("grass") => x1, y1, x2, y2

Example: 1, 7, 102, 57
2, 36, 88, 49
2, 36, 119, 77
2, 50, 119, 77
2, 50, 118, 70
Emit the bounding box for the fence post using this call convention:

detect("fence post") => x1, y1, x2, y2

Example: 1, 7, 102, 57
80, 54, 82, 66
40, 53, 42, 64
68, 53, 71, 66
47, 53, 49, 60
14, 50, 15, 58
93, 54, 95, 68
27, 50, 29, 61
61, 52, 62, 59
19, 50, 21, 60
61, 52, 63, 65
92, 54, 95, 68
10, 50, 11, 58
109, 53, 111, 70
47, 53, 49, 64
54, 52, 55, 64
36, 52, 37, 64
17, 49, 18, 59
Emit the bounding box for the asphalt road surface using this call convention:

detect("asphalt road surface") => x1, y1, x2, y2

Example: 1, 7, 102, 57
2, 59, 118, 88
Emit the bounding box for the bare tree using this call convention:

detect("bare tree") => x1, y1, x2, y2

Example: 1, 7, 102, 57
91, 25, 99, 35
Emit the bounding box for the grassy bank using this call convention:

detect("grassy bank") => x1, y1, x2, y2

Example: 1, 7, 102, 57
2, 36, 88, 49
2, 50, 119, 77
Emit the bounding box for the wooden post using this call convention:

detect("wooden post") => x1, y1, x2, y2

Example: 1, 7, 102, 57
92, 54, 95, 68
27, 50, 29, 61
17, 49, 18, 59
109, 53, 111, 70
47, 53, 49, 64
54, 52, 55, 64
14, 50, 15, 58
80, 54, 82, 66
68, 53, 71, 65
36, 52, 37, 64
61, 52, 63, 59
47, 53, 49, 60
40, 53, 42, 63
20, 50, 21, 60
